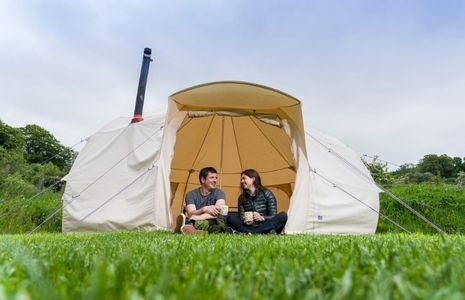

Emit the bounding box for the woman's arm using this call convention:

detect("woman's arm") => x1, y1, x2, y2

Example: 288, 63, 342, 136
263, 189, 277, 219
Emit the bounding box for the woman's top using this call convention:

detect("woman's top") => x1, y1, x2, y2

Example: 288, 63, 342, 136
238, 188, 277, 223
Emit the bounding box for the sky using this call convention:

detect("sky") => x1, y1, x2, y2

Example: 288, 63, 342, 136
1, 0, 464, 168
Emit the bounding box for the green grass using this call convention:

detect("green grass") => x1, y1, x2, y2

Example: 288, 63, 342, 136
0, 232, 464, 299
378, 184, 465, 234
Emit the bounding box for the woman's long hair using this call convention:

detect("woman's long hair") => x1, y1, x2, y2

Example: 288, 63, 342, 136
239, 169, 264, 204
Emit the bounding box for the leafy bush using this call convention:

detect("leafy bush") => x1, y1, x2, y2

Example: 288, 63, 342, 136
456, 171, 465, 187
363, 160, 394, 185
16, 162, 65, 191
0, 191, 62, 234
0, 175, 37, 199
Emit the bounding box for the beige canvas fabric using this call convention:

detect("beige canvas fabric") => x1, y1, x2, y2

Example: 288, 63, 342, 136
62, 81, 380, 234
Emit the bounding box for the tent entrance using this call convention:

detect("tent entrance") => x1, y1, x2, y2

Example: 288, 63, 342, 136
169, 113, 296, 224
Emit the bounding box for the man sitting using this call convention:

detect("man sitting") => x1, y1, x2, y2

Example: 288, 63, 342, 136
175, 167, 227, 234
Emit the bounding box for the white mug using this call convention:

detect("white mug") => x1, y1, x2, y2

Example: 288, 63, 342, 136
244, 211, 253, 222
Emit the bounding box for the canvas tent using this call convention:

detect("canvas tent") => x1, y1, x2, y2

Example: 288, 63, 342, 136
62, 81, 381, 234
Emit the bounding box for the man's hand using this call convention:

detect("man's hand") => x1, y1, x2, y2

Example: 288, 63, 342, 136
202, 205, 219, 217
253, 211, 265, 222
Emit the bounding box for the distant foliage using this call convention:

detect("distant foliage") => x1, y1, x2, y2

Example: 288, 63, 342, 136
457, 171, 465, 187
21, 124, 75, 172
366, 154, 465, 185
0, 119, 75, 191
418, 154, 460, 178
362, 157, 394, 185
0, 119, 76, 234
0, 120, 25, 151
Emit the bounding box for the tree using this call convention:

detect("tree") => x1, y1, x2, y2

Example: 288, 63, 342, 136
452, 157, 464, 176
0, 120, 25, 151
20, 125, 75, 172
0, 120, 26, 176
417, 154, 456, 179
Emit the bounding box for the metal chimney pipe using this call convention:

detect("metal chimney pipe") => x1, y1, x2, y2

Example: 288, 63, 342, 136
131, 48, 152, 123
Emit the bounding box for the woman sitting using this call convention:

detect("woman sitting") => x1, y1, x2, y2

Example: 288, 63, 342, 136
227, 169, 288, 234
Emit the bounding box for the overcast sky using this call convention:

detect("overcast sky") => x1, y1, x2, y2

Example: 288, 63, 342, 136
1, 0, 464, 168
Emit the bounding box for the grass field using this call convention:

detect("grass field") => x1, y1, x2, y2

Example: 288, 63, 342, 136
0, 232, 464, 299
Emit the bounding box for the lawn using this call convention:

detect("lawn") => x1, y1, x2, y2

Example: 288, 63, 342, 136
0, 232, 464, 299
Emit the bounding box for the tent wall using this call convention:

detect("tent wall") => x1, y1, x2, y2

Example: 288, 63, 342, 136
62, 115, 170, 232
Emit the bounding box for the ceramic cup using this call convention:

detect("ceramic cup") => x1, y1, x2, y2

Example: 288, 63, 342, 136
244, 211, 254, 222
219, 205, 229, 216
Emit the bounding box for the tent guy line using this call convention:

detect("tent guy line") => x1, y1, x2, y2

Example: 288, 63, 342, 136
306, 132, 376, 185
309, 166, 411, 234
362, 154, 402, 168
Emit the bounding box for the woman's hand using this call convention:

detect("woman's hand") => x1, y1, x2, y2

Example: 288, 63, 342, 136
253, 212, 265, 222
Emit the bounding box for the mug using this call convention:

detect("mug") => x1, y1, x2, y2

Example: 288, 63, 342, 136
219, 205, 229, 216
244, 211, 253, 222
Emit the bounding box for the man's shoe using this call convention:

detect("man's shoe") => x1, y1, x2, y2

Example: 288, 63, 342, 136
181, 225, 206, 235
175, 213, 186, 234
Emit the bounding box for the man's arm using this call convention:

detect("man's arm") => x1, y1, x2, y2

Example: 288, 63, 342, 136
186, 200, 224, 220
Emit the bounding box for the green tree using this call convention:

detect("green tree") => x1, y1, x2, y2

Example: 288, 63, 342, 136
0, 119, 25, 151
452, 157, 464, 176
417, 154, 456, 179
20, 124, 75, 172
0, 120, 26, 177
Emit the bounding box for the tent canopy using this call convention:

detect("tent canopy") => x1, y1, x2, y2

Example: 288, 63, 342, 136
167, 82, 304, 216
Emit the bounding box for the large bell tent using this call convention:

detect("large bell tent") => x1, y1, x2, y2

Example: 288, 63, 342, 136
62, 81, 381, 234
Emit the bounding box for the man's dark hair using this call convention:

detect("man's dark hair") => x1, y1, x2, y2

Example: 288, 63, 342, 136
199, 167, 218, 183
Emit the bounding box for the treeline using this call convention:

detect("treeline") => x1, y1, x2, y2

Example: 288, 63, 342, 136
0, 119, 75, 197
364, 154, 465, 186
